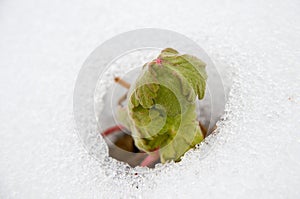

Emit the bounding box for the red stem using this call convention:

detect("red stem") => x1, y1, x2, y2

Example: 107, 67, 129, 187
140, 150, 160, 167
101, 125, 124, 137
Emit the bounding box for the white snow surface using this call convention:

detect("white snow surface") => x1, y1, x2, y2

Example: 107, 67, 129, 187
0, 0, 299, 198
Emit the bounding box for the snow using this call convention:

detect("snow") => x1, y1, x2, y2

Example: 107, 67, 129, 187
0, 0, 299, 198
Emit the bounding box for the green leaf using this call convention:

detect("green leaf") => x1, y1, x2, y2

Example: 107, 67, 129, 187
117, 48, 207, 163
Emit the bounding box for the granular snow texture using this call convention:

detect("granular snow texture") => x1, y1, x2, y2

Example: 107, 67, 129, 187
0, 0, 299, 198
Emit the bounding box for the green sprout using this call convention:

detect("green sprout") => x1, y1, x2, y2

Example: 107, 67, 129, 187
117, 48, 207, 163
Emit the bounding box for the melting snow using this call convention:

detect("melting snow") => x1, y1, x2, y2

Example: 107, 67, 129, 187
0, 0, 299, 198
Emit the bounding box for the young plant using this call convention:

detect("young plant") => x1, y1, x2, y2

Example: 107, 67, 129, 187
117, 48, 207, 164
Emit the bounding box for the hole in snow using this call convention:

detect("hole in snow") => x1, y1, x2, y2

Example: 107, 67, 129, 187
93, 48, 231, 168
